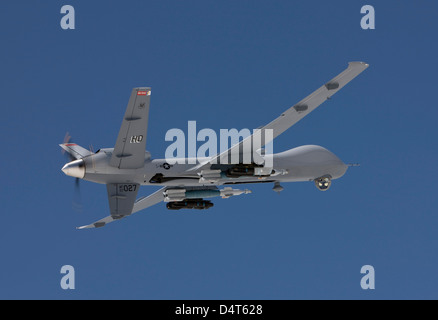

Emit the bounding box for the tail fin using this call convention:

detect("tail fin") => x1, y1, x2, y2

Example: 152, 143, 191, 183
60, 143, 94, 160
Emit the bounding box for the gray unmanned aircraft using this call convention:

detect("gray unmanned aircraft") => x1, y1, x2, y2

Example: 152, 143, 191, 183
60, 62, 368, 229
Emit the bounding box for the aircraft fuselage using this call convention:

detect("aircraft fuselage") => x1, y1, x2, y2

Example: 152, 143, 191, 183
77, 144, 347, 188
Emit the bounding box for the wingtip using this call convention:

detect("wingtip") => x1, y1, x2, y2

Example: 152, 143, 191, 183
76, 225, 92, 230
348, 61, 370, 68
77, 220, 108, 229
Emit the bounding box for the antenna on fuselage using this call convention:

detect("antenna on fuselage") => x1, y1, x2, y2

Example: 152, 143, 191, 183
347, 163, 361, 167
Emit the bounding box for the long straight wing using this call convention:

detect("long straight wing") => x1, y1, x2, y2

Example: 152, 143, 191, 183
132, 187, 166, 214
77, 187, 166, 229
110, 87, 151, 169
189, 61, 369, 170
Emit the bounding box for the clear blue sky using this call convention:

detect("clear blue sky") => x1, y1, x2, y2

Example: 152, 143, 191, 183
1, 0, 437, 299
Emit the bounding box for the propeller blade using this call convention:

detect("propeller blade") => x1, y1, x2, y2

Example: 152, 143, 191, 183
61, 132, 76, 162
72, 177, 83, 212
61, 133, 83, 212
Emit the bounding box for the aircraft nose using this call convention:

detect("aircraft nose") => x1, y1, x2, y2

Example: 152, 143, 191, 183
61, 159, 85, 179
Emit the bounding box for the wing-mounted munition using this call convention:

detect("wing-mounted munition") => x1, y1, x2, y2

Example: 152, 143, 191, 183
164, 187, 251, 202
166, 199, 214, 210
60, 62, 369, 229
164, 187, 251, 210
